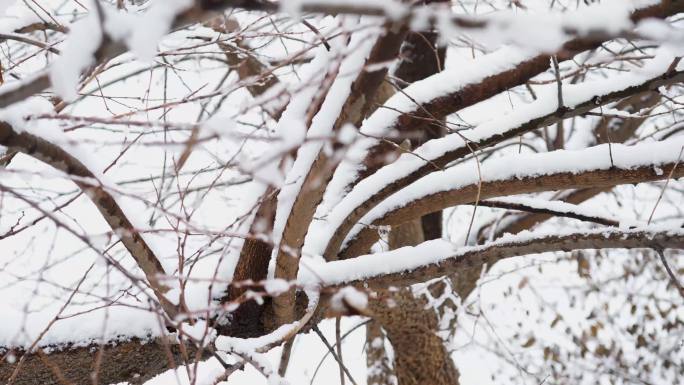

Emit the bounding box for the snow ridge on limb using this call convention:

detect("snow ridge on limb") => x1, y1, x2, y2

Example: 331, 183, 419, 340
314, 0, 684, 202
340, 137, 684, 258
269, 17, 409, 328
268, 17, 377, 327
478, 92, 662, 242
307, 49, 684, 261
0, 107, 178, 319
300, 227, 684, 289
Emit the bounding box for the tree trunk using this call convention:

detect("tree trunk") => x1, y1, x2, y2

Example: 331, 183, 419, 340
368, 220, 460, 385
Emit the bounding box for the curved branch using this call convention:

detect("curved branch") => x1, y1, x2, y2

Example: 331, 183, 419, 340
479, 187, 612, 243
269, 21, 408, 327
479, 92, 662, 242
477, 198, 619, 227
319, 65, 684, 260
0, 122, 178, 318
311, 228, 684, 290
340, 140, 684, 258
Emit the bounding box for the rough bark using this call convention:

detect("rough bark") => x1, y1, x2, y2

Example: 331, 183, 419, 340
370, 289, 459, 385
0, 338, 206, 385
368, 215, 459, 385
366, 321, 395, 385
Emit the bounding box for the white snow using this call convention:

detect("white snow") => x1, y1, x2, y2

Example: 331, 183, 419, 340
0, 2, 41, 34
179, 320, 217, 346
280, 0, 409, 20
49, 12, 102, 101
304, 48, 681, 258
299, 227, 684, 287
330, 286, 368, 313
267, 17, 378, 278
264, 278, 291, 296
344, 137, 684, 246
104, 0, 193, 61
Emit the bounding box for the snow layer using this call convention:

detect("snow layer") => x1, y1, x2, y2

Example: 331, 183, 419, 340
267, 18, 378, 278
304, 48, 681, 258
345, 137, 684, 245
299, 227, 684, 287
49, 12, 102, 101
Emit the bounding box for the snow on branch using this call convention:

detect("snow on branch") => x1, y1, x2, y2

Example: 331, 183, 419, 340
0, 0, 225, 108
268, 16, 378, 327
477, 197, 621, 228
300, 227, 684, 290
306, 50, 684, 260
0, 101, 178, 318
339, 138, 684, 258
256, 0, 677, 54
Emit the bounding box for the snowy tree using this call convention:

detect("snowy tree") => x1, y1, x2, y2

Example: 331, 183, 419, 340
0, 1, 682, 384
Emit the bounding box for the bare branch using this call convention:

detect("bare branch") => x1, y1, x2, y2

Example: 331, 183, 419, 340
0, 122, 179, 318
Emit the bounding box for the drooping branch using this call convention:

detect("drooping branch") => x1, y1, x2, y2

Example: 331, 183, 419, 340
0, 122, 178, 318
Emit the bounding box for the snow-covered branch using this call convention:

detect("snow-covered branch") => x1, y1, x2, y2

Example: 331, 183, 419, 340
310, 54, 684, 260
340, 138, 684, 258
303, 228, 684, 289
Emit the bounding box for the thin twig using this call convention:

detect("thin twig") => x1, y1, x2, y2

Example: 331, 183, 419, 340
312, 325, 359, 385
552, 55, 564, 110
648, 146, 683, 224
654, 248, 684, 298
335, 316, 345, 385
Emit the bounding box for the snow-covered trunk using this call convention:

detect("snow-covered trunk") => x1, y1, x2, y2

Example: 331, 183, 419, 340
366, 320, 396, 385
367, 214, 459, 385
371, 287, 459, 385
